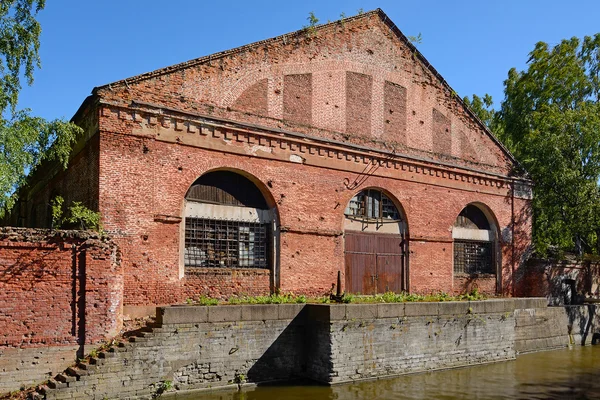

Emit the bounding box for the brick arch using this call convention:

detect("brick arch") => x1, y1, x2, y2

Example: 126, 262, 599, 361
220, 68, 273, 109
452, 201, 500, 239
180, 167, 279, 214
178, 167, 280, 291
338, 186, 409, 235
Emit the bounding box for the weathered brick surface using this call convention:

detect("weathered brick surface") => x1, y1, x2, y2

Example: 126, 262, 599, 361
516, 258, 600, 302
0, 228, 123, 393
4, 10, 533, 309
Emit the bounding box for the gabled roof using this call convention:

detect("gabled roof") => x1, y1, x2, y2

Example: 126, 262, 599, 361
92, 8, 521, 170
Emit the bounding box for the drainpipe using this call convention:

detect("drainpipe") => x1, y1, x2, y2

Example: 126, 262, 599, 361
511, 181, 516, 297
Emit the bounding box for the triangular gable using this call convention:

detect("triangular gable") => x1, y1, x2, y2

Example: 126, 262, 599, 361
93, 9, 520, 177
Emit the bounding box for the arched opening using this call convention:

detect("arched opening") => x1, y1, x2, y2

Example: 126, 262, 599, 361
452, 203, 499, 288
343, 188, 408, 294
183, 170, 277, 274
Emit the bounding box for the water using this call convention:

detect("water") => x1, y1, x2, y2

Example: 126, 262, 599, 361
180, 346, 600, 400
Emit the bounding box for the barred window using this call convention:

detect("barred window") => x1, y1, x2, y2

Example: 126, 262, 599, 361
184, 218, 270, 269
454, 240, 494, 274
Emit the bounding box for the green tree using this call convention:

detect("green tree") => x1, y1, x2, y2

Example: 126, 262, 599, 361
467, 34, 600, 257
463, 93, 500, 133
0, 0, 82, 216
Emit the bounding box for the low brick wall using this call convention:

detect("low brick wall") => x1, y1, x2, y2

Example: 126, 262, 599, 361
0, 228, 123, 393
37, 298, 598, 399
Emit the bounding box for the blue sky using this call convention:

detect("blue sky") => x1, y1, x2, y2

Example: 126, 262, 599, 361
18, 0, 600, 121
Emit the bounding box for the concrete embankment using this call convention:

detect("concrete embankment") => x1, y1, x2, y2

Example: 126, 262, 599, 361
26, 299, 600, 399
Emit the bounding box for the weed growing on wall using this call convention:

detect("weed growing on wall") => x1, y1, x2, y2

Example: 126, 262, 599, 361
183, 289, 486, 306
50, 195, 102, 231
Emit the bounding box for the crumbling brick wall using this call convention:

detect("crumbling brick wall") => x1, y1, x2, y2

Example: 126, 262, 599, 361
0, 228, 122, 347
0, 228, 123, 392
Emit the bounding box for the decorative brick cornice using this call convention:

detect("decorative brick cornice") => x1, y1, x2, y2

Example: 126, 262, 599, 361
99, 100, 532, 198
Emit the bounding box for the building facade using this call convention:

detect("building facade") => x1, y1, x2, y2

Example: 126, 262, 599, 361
8, 9, 532, 315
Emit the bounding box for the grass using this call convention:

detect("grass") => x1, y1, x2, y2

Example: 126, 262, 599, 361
182, 288, 486, 306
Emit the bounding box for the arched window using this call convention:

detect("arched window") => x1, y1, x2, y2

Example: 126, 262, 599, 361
184, 171, 274, 269
344, 188, 401, 222
453, 204, 496, 275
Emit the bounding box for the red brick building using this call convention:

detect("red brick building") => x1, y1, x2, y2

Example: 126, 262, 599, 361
9, 9, 532, 315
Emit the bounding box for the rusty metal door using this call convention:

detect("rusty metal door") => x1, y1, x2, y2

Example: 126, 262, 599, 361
345, 231, 405, 294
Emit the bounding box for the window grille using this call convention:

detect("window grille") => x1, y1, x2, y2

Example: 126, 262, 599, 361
184, 218, 269, 269
454, 240, 494, 274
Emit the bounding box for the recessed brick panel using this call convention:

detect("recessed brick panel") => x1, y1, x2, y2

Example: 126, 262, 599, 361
432, 108, 451, 155
460, 129, 479, 163
346, 72, 372, 136
232, 78, 268, 116
383, 81, 407, 144
283, 73, 312, 125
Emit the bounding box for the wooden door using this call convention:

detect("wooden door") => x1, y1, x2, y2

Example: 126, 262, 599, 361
344, 231, 405, 294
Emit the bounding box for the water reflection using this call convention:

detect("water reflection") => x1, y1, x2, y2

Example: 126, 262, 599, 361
180, 346, 600, 400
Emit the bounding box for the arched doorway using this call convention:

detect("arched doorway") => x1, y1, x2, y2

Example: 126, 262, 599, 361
343, 188, 408, 294
183, 171, 277, 276
452, 203, 499, 291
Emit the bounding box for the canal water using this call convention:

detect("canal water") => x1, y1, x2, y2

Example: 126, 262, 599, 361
181, 345, 600, 399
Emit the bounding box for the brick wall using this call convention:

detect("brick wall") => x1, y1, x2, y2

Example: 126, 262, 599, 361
0, 228, 122, 393
4, 10, 534, 310
516, 257, 600, 302
92, 107, 531, 306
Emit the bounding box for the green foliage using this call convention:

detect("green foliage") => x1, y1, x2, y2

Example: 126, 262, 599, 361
0, 1, 82, 216
50, 195, 63, 228
197, 295, 218, 306
50, 195, 102, 231
226, 293, 307, 305
463, 93, 500, 133
304, 11, 319, 37
335, 290, 485, 304
152, 380, 172, 398
307, 11, 319, 26
65, 201, 102, 231
407, 32, 423, 45
466, 34, 600, 257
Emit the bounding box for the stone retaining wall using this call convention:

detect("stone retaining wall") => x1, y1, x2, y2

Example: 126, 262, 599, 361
37, 298, 600, 399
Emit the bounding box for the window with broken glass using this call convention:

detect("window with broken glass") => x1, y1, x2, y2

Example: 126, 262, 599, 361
345, 189, 401, 222
184, 218, 270, 269
453, 240, 494, 274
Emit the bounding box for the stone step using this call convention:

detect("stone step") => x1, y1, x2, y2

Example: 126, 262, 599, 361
47, 379, 67, 389
55, 373, 77, 383
29, 391, 43, 400
89, 357, 104, 366
128, 336, 148, 343
38, 385, 51, 395
77, 362, 97, 372
99, 350, 116, 358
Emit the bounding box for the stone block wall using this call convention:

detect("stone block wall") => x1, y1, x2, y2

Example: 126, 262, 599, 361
309, 300, 517, 383
38, 299, 590, 399
0, 228, 122, 393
